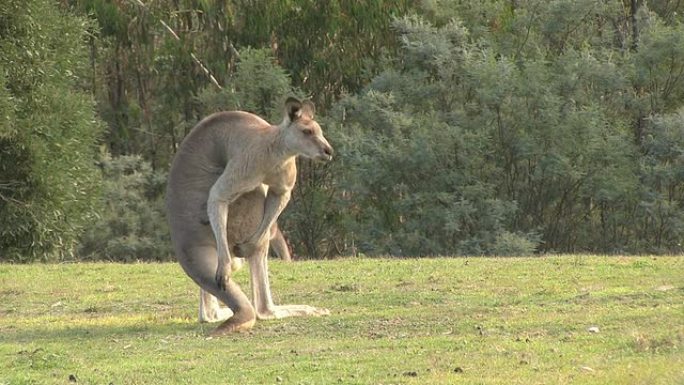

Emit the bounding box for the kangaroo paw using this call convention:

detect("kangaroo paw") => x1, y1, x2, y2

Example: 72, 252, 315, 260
215, 264, 230, 291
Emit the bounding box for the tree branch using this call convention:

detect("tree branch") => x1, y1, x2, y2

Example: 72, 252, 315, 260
129, 0, 223, 90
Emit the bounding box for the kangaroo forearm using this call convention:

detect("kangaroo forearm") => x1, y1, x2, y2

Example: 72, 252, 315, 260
270, 225, 291, 261
251, 190, 291, 244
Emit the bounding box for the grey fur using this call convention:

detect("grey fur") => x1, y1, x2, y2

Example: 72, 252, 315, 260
166, 98, 332, 335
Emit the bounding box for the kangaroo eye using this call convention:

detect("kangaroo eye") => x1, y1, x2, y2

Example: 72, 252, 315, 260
302, 128, 313, 136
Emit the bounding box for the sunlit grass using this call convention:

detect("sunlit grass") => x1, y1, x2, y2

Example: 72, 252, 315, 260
1, 256, 682, 384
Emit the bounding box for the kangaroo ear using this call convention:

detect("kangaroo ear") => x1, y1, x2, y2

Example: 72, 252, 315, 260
285, 97, 302, 121
301, 100, 315, 119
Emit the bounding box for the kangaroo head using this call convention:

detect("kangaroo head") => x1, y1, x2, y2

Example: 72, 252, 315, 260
282, 97, 333, 162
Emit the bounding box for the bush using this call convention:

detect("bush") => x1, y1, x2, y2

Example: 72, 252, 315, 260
0, 0, 103, 262
197, 48, 296, 121
77, 153, 171, 261
491, 232, 539, 257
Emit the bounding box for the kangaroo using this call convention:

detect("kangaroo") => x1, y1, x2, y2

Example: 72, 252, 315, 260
166, 97, 333, 335
198, 223, 291, 323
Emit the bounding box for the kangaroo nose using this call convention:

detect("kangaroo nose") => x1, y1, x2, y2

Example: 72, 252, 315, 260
324, 146, 333, 157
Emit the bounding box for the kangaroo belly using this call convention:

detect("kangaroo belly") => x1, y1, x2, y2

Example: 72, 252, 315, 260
225, 189, 265, 243
167, 172, 265, 250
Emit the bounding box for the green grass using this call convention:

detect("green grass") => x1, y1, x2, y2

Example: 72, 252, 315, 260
1, 256, 682, 385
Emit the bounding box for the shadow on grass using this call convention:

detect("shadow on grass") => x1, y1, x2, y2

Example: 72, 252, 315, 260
2, 318, 207, 345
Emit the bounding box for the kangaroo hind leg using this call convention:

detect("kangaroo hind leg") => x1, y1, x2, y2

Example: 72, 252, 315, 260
180, 245, 256, 335
249, 241, 330, 320
198, 257, 245, 323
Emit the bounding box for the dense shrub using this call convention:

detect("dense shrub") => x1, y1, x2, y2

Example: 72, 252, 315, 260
0, 0, 103, 261
325, 4, 684, 256
78, 154, 171, 261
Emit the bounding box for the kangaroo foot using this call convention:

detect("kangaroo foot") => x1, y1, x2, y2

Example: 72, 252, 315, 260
209, 315, 256, 336
257, 305, 330, 320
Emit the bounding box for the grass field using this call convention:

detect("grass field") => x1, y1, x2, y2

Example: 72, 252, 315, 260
0, 256, 682, 385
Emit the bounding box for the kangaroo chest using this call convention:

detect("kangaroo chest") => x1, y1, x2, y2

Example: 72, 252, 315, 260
262, 158, 297, 193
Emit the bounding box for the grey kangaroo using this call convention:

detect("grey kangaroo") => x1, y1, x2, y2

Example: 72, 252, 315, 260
166, 97, 332, 335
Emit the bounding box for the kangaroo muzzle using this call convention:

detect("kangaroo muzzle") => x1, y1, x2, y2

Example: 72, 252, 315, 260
316, 138, 334, 162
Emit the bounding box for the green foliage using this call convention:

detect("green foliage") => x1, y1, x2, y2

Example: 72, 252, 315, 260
78, 153, 171, 261
637, 109, 684, 252
66, 0, 413, 169
492, 231, 540, 256
332, 90, 530, 256
37, 0, 683, 259
231, 48, 297, 120
329, 1, 684, 256
633, 8, 684, 112
0, 0, 103, 262
197, 48, 295, 121
282, 159, 344, 259
230, 0, 412, 107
